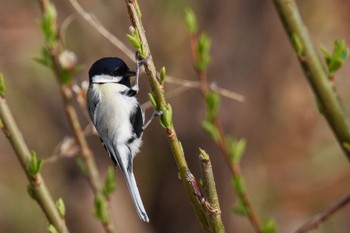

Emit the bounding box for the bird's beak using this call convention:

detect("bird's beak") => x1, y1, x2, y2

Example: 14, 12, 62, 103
125, 70, 136, 77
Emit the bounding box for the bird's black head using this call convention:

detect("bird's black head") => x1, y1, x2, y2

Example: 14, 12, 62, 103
89, 57, 136, 87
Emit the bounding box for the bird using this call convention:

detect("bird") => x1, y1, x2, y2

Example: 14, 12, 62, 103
86, 57, 159, 222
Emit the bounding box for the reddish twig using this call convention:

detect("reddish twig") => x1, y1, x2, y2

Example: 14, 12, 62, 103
294, 192, 350, 233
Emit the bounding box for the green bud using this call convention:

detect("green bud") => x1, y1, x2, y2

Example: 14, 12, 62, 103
94, 195, 108, 223
127, 34, 141, 50
56, 198, 66, 217
27, 151, 44, 179
291, 33, 303, 56
160, 103, 173, 128
232, 198, 248, 216
231, 175, 245, 194
343, 142, 350, 153
47, 224, 59, 233
226, 137, 246, 163
196, 33, 211, 71
205, 91, 220, 119
201, 119, 219, 142
261, 218, 278, 233
184, 8, 198, 34
148, 93, 158, 109
0, 73, 6, 97
321, 39, 349, 75
34, 47, 53, 69
160, 66, 166, 85
41, 3, 58, 47
103, 166, 117, 198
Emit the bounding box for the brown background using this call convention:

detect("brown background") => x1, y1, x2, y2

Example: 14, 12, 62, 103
0, 0, 350, 232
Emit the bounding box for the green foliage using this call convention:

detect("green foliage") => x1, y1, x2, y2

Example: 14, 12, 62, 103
0, 73, 6, 97
232, 198, 248, 216
184, 8, 198, 34
148, 92, 158, 109
321, 39, 349, 75
127, 27, 146, 58
196, 33, 211, 71
34, 47, 53, 69
291, 33, 303, 56
205, 91, 220, 120
160, 103, 173, 128
159, 66, 166, 85
231, 175, 246, 194
102, 166, 117, 198
56, 198, 66, 217
199, 148, 209, 160
60, 70, 73, 85
47, 224, 58, 233
226, 137, 246, 163
40, 2, 58, 47
201, 119, 219, 142
202, 92, 221, 141
343, 142, 350, 153
76, 157, 88, 176
261, 218, 278, 233
27, 151, 44, 179
94, 195, 108, 223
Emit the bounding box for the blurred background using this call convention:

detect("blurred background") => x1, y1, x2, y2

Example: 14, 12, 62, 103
1, 0, 350, 232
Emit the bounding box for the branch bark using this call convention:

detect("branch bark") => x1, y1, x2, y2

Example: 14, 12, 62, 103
0, 95, 70, 233
123, 0, 211, 231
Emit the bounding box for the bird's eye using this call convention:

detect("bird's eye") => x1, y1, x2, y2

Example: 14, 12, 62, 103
112, 68, 121, 76
112, 66, 127, 76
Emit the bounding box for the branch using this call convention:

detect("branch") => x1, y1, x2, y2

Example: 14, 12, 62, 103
123, 0, 212, 231
35, 0, 116, 232
199, 149, 226, 233
294, 191, 350, 233
272, 0, 350, 161
0, 77, 69, 233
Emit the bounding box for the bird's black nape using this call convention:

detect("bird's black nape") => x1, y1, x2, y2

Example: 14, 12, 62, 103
88, 57, 136, 84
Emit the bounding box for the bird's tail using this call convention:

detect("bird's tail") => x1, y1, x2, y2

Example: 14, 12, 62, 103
122, 167, 149, 222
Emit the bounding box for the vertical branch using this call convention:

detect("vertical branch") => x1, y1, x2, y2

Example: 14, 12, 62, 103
124, 1, 212, 232
0, 87, 69, 233
199, 149, 226, 233
35, 0, 116, 232
272, 0, 350, 161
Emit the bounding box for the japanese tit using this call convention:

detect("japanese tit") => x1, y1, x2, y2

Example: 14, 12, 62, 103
87, 57, 158, 222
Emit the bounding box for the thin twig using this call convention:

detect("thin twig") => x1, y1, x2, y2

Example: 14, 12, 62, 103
69, 0, 134, 60
67, 0, 244, 103
0, 94, 70, 233
36, 0, 116, 232
294, 191, 350, 233
272, 0, 350, 161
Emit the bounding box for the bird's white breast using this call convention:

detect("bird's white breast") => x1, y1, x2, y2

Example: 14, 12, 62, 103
93, 83, 139, 145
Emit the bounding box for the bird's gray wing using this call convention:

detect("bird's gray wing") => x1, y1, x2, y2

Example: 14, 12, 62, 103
86, 87, 100, 124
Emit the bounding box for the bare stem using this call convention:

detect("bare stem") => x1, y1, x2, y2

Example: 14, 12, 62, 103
272, 0, 350, 161
199, 150, 226, 233
294, 191, 350, 233
0, 96, 70, 233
